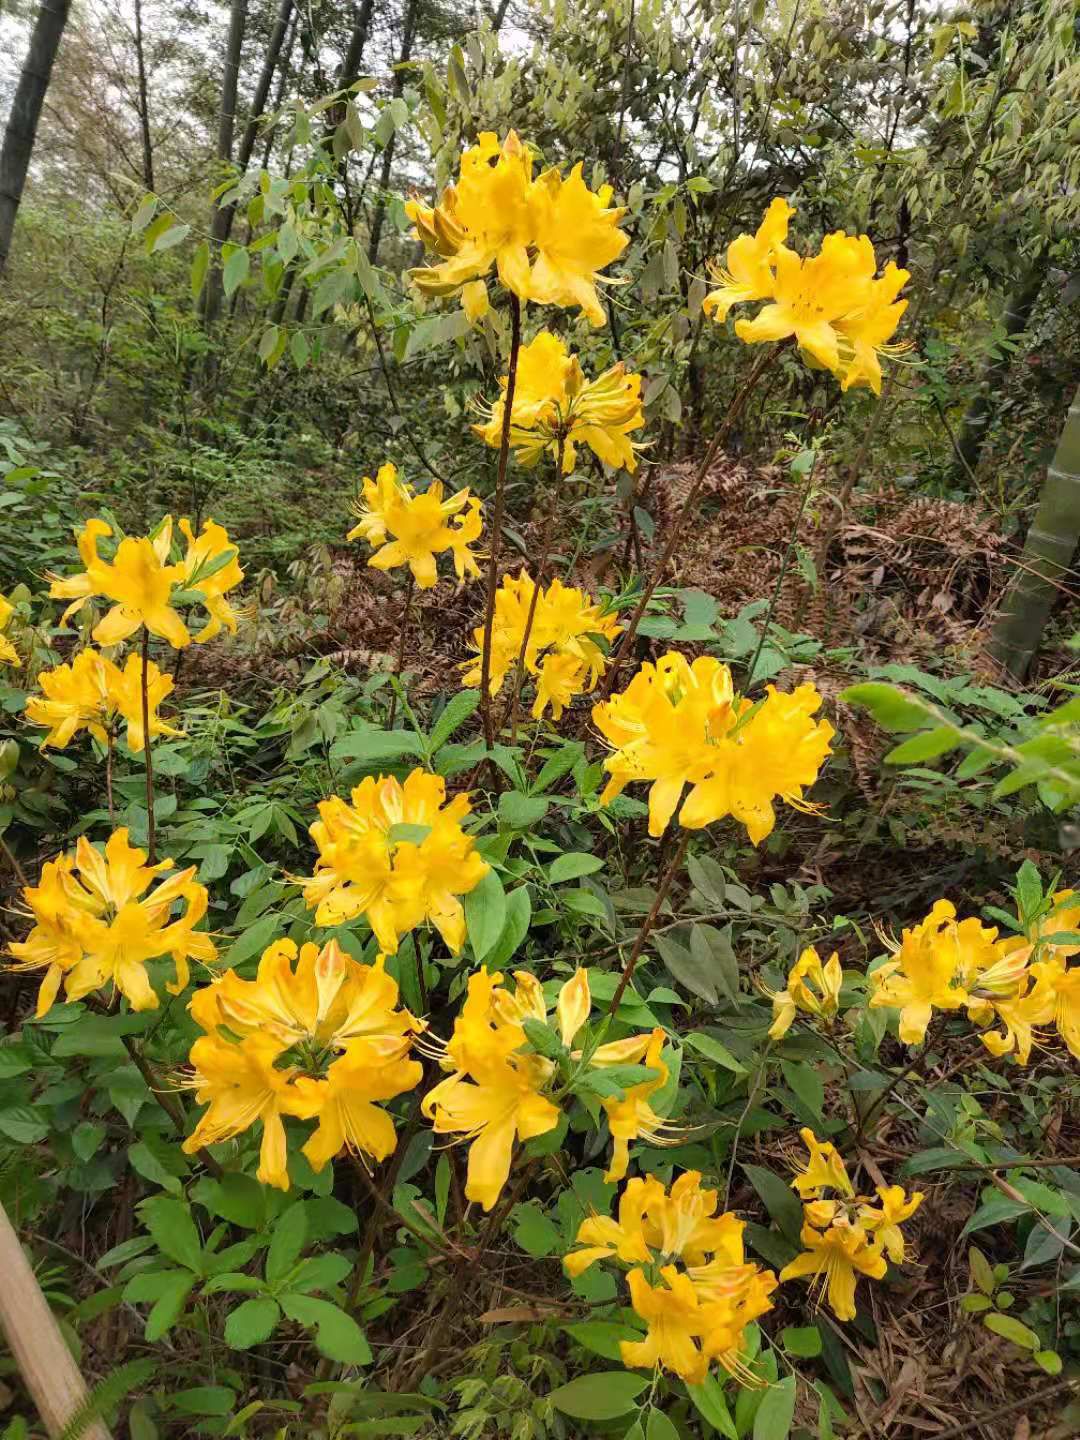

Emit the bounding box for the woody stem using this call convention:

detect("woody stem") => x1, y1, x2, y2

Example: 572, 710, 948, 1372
598, 342, 782, 700
502, 429, 567, 742
479, 293, 522, 749
140, 629, 156, 861
607, 832, 690, 1017
388, 573, 414, 730
106, 731, 115, 829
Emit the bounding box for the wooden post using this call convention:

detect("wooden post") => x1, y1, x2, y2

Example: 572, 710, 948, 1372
0, 1200, 112, 1440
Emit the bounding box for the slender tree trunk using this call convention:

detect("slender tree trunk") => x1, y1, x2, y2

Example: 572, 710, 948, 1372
952, 258, 1047, 481
989, 386, 1080, 679
237, 0, 295, 171
133, 0, 155, 190
340, 0, 377, 88
366, 0, 418, 265
199, 0, 249, 325
0, 0, 72, 277
260, 9, 299, 168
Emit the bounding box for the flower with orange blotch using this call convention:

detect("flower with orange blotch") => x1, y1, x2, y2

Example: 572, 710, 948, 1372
299, 1040, 423, 1173
8, 829, 215, 1015
297, 769, 488, 955
472, 331, 645, 475
779, 1218, 887, 1321
48, 517, 191, 649
182, 1033, 322, 1190
407, 131, 627, 328
593, 652, 833, 842
0, 593, 21, 666
347, 462, 483, 589
26, 649, 183, 754
622, 1266, 712, 1384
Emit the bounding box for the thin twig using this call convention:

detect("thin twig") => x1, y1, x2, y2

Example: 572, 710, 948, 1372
388, 572, 414, 730
140, 630, 156, 862
607, 833, 690, 1016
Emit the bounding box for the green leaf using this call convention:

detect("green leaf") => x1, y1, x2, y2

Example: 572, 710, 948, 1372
1034, 1349, 1063, 1375
961, 1195, 1031, 1236
131, 194, 158, 232
221, 913, 281, 967
884, 727, 961, 764
983, 1312, 1038, 1350
138, 1197, 203, 1273
521, 1018, 564, 1062
655, 932, 717, 1003
969, 1245, 995, 1295
144, 1272, 196, 1341
280, 1294, 372, 1364
485, 885, 532, 969
840, 682, 936, 733
560, 1321, 640, 1362
685, 1031, 747, 1074
266, 1201, 308, 1287
190, 241, 209, 299
191, 1173, 267, 1229
646, 1410, 680, 1440
0, 1043, 34, 1078
0, 1105, 48, 1144
72, 1121, 107, 1162
331, 728, 423, 764
429, 690, 480, 751
781, 1325, 822, 1357
779, 1059, 825, 1119
549, 852, 604, 883
222, 246, 250, 296
465, 868, 507, 962
686, 1377, 739, 1440
287, 1252, 353, 1294
547, 1372, 648, 1420
150, 222, 190, 254
172, 1386, 237, 1416
128, 1134, 188, 1194
510, 1202, 561, 1258
498, 791, 550, 829
743, 1165, 804, 1246
224, 1297, 281, 1349
753, 1375, 796, 1439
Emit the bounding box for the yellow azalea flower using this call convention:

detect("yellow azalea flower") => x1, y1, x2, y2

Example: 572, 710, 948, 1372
592, 1027, 673, 1182
593, 652, 833, 842
0, 593, 21, 666
407, 131, 627, 327
189, 936, 420, 1058
857, 1185, 923, 1264
1016, 955, 1080, 1060
461, 570, 621, 719
564, 1174, 660, 1276
422, 1048, 560, 1211
703, 197, 795, 323
298, 769, 488, 955
182, 1033, 321, 1190
346, 461, 483, 588
48, 517, 191, 649
472, 331, 645, 475
778, 1219, 887, 1321
835, 261, 912, 395
8, 828, 215, 1015
699, 1267, 779, 1381
622, 1265, 710, 1385
791, 1128, 854, 1199
7, 855, 84, 1017
644, 1170, 746, 1266
869, 899, 999, 1044
299, 1040, 423, 1172
768, 946, 844, 1039
178, 517, 244, 642
26, 650, 183, 754
556, 967, 592, 1048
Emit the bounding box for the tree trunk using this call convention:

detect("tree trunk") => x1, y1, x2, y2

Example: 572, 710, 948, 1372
260, 8, 299, 168
366, 0, 418, 266
237, 0, 295, 171
989, 385, 1080, 679
0, 0, 72, 277
340, 0, 377, 88
199, 0, 249, 324
133, 0, 155, 190
952, 258, 1047, 481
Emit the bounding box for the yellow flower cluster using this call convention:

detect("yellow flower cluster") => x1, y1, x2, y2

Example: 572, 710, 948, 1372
703, 197, 911, 394
8, 827, 215, 1015
297, 768, 489, 955
870, 893, 1080, 1063
462, 570, 622, 720
473, 331, 645, 475
767, 945, 845, 1039
0, 593, 21, 667
422, 967, 672, 1209
183, 937, 421, 1189
406, 131, 627, 328
779, 1130, 922, 1320
565, 1171, 777, 1385
347, 462, 483, 589
593, 652, 834, 842
48, 515, 244, 648
25, 649, 182, 753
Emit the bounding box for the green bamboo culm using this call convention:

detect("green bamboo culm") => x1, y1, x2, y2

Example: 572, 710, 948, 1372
989, 385, 1080, 679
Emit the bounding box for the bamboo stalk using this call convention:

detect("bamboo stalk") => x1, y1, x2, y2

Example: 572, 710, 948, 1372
0, 1199, 112, 1440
